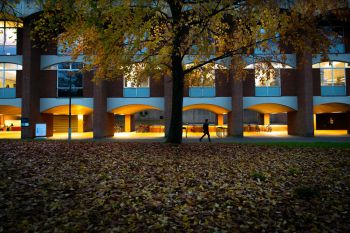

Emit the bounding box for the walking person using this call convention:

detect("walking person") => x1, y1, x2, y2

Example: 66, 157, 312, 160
199, 119, 211, 142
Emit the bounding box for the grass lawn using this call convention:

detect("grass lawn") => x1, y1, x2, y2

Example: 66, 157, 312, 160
0, 141, 349, 232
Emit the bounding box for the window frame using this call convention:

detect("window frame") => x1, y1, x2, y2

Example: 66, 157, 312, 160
0, 21, 22, 56
56, 62, 84, 97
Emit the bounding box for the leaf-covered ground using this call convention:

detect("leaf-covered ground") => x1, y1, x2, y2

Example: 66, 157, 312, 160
0, 141, 349, 232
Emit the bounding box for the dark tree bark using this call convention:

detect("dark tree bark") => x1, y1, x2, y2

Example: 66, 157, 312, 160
165, 1, 186, 143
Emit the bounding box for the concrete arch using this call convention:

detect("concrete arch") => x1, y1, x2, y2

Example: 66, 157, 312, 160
244, 97, 297, 112
40, 56, 85, 70
0, 60, 23, 67
42, 104, 93, 115
110, 104, 161, 115
245, 103, 296, 114
244, 55, 296, 69
183, 104, 229, 114
0, 105, 21, 115
314, 96, 350, 108
312, 55, 350, 65
314, 103, 350, 114
40, 98, 93, 113
107, 97, 164, 113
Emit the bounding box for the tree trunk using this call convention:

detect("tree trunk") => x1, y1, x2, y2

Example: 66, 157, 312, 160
165, 56, 184, 143
165, 1, 186, 144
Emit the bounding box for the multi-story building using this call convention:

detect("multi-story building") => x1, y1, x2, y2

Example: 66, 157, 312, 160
0, 1, 349, 139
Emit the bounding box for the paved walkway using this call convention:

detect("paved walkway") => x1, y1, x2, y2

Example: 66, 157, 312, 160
0, 131, 349, 143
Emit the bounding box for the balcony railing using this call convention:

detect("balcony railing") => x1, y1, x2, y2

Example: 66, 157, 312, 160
0, 88, 16, 98
189, 87, 215, 97
321, 86, 346, 96
255, 87, 281, 96
123, 87, 150, 97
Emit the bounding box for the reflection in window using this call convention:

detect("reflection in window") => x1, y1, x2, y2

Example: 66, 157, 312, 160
253, 63, 281, 87
188, 69, 215, 87
0, 63, 22, 88
0, 21, 22, 55
312, 61, 347, 86
55, 62, 83, 97
123, 76, 149, 88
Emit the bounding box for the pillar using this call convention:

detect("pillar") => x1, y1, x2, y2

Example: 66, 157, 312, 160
93, 81, 114, 138
83, 114, 93, 132
77, 114, 84, 132
216, 114, 224, 126
21, 17, 41, 139
347, 112, 350, 134
287, 51, 314, 136
264, 114, 270, 125
313, 114, 317, 131
40, 113, 53, 137
124, 114, 135, 132
228, 69, 243, 137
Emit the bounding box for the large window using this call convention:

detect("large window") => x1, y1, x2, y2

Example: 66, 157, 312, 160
123, 76, 150, 97
0, 21, 22, 55
246, 62, 290, 96
0, 63, 22, 98
312, 61, 348, 96
122, 64, 150, 97
188, 69, 216, 97
56, 62, 83, 97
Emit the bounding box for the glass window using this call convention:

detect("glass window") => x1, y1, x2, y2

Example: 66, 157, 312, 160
188, 69, 215, 87
57, 62, 84, 97
314, 61, 346, 87
0, 63, 21, 88
124, 76, 149, 88
0, 21, 21, 55
123, 65, 150, 88
254, 63, 281, 87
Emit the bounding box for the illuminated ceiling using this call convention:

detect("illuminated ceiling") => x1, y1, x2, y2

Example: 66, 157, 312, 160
111, 104, 160, 115
183, 104, 229, 114
0, 105, 21, 115
246, 103, 295, 114
42, 105, 93, 115
314, 103, 350, 114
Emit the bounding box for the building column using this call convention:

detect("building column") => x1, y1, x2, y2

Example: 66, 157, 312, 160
216, 114, 224, 126
264, 114, 270, 125
313, 114, 317, 131
287, 51, 314, 136
164, 75, 172, 137
21, 17, 41, 139
40, 113, 53, 137
83, 114, 93, 132
347, 112, 350, 134
93, 81, 114, 138
124, 114, 135, 132
228, 69, 243, 137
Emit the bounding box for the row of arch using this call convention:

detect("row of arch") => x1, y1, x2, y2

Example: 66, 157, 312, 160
1, 102, 349, 116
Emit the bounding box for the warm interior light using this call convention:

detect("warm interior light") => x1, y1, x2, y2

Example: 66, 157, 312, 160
78, 114, 83, 120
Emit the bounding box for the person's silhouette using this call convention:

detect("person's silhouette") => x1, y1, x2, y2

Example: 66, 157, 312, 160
199, 119, 211, 142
